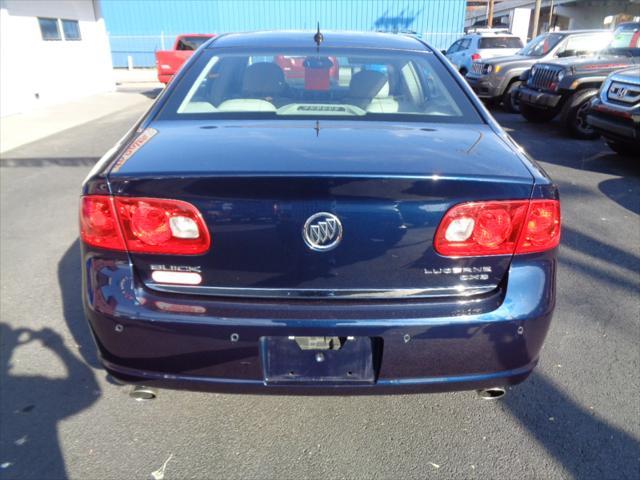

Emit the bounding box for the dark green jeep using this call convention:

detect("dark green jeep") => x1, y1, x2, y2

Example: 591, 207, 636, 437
518, 22, 640, 139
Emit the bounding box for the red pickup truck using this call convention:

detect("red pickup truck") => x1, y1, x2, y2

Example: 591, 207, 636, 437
155, 34, 215, 84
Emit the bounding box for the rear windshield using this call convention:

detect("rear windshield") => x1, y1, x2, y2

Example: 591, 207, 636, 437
479, 37, 523, 49
176, 36, 210, 51
157, 47, 482, 123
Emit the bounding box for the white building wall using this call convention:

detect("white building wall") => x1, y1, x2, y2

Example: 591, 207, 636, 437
0, 0, 114, 117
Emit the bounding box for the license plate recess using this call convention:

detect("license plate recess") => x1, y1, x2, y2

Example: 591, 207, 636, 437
261, 336, 376, 384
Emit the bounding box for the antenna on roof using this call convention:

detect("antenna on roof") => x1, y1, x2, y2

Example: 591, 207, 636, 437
314, 22, 323, 52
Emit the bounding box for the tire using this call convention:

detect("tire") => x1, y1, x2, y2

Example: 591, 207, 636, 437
606, 140, 639, 157
520, 102, 557, 123
459, 68, 468, 76
561, 88, 600, 140
502, 80, 522, 113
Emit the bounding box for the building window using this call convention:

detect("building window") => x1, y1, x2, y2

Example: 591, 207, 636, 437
38, 17, 61, 41
61, 19, 81, 41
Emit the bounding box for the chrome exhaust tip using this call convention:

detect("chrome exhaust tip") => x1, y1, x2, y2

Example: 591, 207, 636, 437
476, 387, 506, 400
129, 386, 157, 401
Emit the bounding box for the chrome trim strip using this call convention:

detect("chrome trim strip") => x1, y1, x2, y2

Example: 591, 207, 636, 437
144, 283, 498, 299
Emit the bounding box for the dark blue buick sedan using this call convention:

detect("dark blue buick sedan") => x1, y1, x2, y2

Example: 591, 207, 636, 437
80, 31, 560, 398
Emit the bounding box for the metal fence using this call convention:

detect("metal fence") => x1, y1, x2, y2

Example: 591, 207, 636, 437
109, 32, 465, 68
109, 33, 177, 68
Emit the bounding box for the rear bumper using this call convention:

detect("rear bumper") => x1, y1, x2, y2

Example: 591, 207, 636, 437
82, 248, 556, 395
519, 86, 562, 110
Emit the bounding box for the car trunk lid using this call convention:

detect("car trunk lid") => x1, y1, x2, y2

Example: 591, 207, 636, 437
108, 120, 534, 299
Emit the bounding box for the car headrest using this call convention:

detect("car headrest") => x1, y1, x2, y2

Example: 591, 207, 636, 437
349, 70, 388, 99
242, 62, 286, 97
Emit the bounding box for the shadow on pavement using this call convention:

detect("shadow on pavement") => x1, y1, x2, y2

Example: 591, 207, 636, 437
0, 324, 99, 480
493, 110, 639, 176
0, 240, 101, 479
141, 88, 162, 99
561, 225, 640, 275
503, 371, 640, 479
598, 177, 640, 215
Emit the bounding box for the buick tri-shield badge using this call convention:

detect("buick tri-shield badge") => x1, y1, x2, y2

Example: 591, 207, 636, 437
303, 212, 343, 251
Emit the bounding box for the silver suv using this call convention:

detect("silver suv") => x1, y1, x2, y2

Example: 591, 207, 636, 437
587, 66, 640, 156
444, 29, 523, 76
465, 30, 612, 112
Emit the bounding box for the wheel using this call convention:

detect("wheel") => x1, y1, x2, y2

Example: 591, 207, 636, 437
520, 102, 557, 123
502, 80, 522, 113
561, 88, 600, 140
459, 67, 468, 76
606, 140, 639, 157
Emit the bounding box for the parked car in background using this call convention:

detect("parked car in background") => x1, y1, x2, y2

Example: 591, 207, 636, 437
155, 34, 216, 84
445, 29, 524, 75
275, 55, 340, 85
466, 30, 612, 112
586, 66, 640, 156
518, 22, 640, 139
80, 31, 560, 397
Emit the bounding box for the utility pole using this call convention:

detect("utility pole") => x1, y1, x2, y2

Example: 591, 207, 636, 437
487, 0, 495, 28
532, 0, 542, 38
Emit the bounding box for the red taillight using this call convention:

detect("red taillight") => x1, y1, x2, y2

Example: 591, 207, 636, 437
80, 196, 126, 251
471, 53, 481, 61
80, 195, 210, 255
516, 200, 561, 254
434, 199, 560, 257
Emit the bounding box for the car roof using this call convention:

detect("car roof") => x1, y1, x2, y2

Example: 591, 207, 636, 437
207, 30, 428, 50
560, 29, 612, 34
465, 32, 518, 37
465, 29, 608, 38
179, 33, 216, 37
617, 22, 640, 29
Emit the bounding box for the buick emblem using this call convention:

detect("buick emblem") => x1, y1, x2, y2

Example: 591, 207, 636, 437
303, 212, 343, 252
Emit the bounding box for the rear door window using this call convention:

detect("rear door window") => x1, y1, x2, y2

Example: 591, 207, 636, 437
447, 40, 461, 54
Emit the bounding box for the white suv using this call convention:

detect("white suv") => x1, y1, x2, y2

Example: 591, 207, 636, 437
445, 29, 524, 75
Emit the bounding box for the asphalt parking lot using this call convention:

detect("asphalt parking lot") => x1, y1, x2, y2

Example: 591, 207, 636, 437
1, 90, 638, 480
